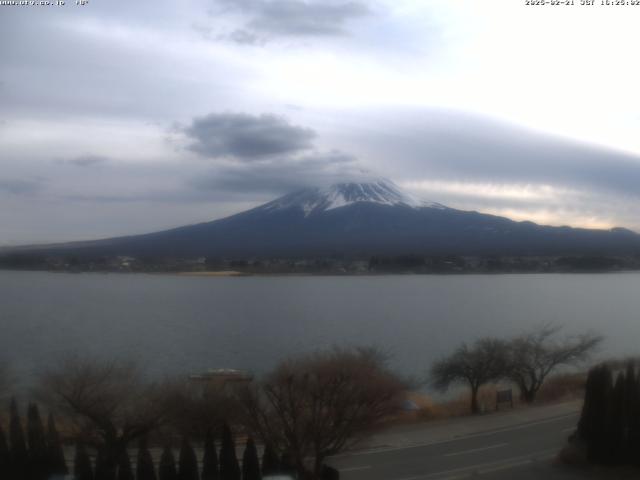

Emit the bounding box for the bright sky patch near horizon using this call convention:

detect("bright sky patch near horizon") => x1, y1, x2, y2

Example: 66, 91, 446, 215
2, 0, 640, 244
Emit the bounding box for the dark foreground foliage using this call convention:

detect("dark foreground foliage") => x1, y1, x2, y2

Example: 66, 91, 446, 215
577, 363, 640, 466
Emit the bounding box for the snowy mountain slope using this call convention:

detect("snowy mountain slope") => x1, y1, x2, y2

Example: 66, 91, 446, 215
258, 179, 444, 217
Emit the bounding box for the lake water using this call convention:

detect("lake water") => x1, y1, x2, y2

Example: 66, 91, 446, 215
2, 270, 640, 388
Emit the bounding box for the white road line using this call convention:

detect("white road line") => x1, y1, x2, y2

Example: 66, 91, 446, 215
390, 448, 557, 480
561, 427, 576, 433
443, 442, 508, 457
478, 453, 555, 475
334, 412, 578, 458
340, 465, 371, 472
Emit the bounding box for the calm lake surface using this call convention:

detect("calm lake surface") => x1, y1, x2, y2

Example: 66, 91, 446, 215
2, 270, 640, 387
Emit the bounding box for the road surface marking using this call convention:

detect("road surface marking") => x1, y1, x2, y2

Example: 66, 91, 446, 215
391, 448, 558, 480
334, 412, 578, 458
478, 452, 555, 475
443, 442, 508, 457
340, 465, 371, 472
561, 427, 575, 433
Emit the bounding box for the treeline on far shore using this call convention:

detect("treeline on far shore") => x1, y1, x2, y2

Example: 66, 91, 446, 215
1, 252, 640, 274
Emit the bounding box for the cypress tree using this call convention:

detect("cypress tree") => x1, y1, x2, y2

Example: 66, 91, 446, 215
47, 413, 69, 477
116, 452, 134, 480
623, 362, 636, 413
261, 443, 278, 477
577, 367, 595, 441
158, 446, 178, 480
279, 451, 296, 478
241, 438, 260, 480
27, 403, 49, 480
95, 446, 117, 480
178, 437, 199, 480
136, 437, 157, 480
583, 365, 613, 464
94, 448, 107, 480
606, 373, 626, 464
9, 398, 29, 479
631, 371, 640, 466
320, 465, 340, 480
0, 424, 10, 480
622, 363, 637, 463
201, 430, 219, 480
73, 443, 94, 480
219, 424, 240, 480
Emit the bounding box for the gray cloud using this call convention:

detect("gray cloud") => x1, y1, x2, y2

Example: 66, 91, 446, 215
183, 112, 317, 160
213, 0, 371, 43
351, 109, 640, 200
227, 29, 264, 45
0, 179, 43, 195
190, 150, 366, 195
61, 155, 110, 167
0, 6, 251, 122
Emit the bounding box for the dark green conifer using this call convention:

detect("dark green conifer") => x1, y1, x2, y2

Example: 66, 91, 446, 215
621, 363, 637, 463
9, 398, 28, 479
219, 424, 240, 480
27, 403, 49, 480
279, 451, 296, 478
201, 430, 219, 480
178, 437, 199, 480
606, 373, 626, 464
623, 362, 636, 411
94, 447, 117, 480
47, 413, 69, 476
0, 424, 10, 480
73, 443, 94, 480
94, 448, 107, 480
631, 371, 640, 466
116, 452, 134, 480
577, 367, 595, 441
580, 365, 613, 463
241, 438, 260, 480
159, 446, 178, 480
596, 366, 614, 464
320, 464, 340, 480
261, 443, 278, 477
136, 437, 157, 480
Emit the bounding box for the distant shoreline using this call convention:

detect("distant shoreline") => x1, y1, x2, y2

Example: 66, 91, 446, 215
176, 270, 246, 277
2, 268, 640, 277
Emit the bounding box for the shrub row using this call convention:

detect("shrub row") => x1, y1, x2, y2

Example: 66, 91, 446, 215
0, 399, 68, 480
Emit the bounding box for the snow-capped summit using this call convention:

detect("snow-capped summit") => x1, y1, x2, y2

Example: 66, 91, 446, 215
260, 179, 445, 217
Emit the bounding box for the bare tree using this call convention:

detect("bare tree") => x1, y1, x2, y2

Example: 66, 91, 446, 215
239, 347, 406, 479
430, 338, 509, 414
506, 325, 602, 403
157, 378, 239, 440
37, 356, 165, 479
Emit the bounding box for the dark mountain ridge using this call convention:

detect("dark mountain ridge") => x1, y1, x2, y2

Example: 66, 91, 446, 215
4, 179, 640, 260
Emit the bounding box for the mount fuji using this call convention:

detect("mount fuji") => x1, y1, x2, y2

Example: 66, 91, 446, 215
8, 179, 640, 259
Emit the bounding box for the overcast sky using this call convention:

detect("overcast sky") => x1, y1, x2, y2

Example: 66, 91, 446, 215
2, 0, 640, 244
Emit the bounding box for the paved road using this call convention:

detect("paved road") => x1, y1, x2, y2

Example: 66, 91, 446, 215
327, 412, 581, 480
